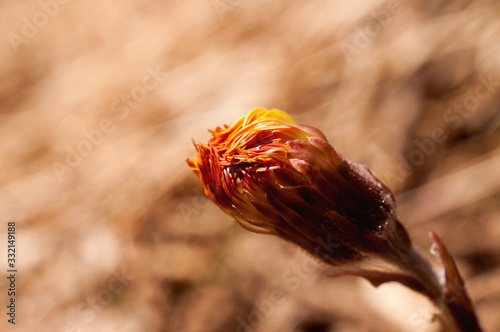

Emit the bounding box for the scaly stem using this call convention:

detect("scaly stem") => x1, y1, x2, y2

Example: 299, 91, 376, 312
386, 237, 483, 332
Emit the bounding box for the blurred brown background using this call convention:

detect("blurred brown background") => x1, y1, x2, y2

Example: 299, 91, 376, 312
1, 0, 500, 331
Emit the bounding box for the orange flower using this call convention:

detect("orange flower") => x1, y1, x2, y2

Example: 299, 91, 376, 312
187, 108, 411, 265
188, 108, 485, 332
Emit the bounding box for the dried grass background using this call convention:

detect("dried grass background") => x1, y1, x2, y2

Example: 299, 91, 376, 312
1, 0, 500, 331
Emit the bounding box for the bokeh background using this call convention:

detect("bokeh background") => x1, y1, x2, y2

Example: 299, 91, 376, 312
1, 0, 500, 331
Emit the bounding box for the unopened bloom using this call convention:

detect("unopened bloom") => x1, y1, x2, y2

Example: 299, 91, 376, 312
188, 108, 485, 332
187, 108, 411, 265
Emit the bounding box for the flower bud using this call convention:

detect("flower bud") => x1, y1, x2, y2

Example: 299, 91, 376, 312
187, 108, 411, 265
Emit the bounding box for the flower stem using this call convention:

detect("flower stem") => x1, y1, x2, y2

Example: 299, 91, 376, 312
387, 242, 483, 332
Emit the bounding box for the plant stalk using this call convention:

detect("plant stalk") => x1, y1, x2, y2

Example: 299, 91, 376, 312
387, 244, 483, 332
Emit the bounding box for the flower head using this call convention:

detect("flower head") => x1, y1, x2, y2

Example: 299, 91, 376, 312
187, 108, 411, 265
